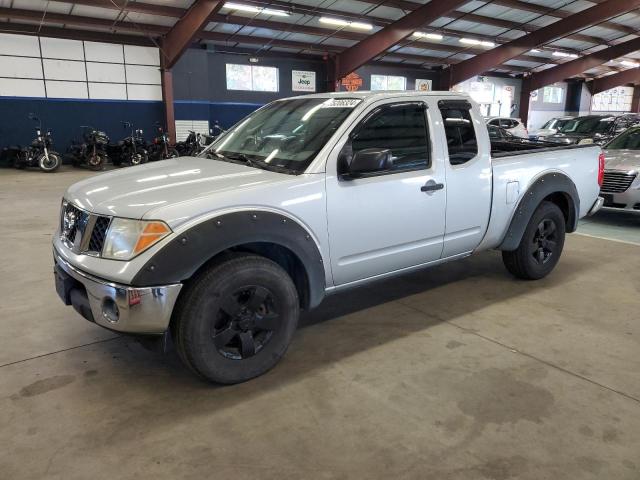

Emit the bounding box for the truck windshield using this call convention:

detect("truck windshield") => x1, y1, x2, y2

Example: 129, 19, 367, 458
559, 117, 613, 134
200, 97, 361, 173
606, 127, 640, 150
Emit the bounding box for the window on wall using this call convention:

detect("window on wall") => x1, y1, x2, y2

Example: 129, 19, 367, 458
0, 33, 161, 100
370, 74, 406, 91
226, 64, 279, 92
542, 86, 563, 104
592, 86, 633, 112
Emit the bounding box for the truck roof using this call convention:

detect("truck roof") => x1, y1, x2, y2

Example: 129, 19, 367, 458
286, 90, 472, 102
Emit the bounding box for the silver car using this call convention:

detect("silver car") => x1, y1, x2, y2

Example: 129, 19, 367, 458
602, 126, 640, 211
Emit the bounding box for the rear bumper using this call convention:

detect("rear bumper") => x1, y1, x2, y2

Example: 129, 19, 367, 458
588, 196, 605, 216
53, 248, 182, 334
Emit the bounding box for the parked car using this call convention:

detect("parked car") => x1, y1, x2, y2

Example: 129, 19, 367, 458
488, 125, 554, 152
53, 92, 603, 384
545, 114, 640, 146
600, 126, 640, 211
3, 114, 61, 172
486, 116, 528, 138
528, 116, 575, 141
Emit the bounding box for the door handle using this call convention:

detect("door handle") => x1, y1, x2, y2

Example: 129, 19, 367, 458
421, 181, 444, 193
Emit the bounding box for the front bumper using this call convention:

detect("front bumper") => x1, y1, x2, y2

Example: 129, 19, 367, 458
53, 248, 182, 334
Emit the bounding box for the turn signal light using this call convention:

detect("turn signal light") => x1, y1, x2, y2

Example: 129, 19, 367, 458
134, 221, 171, 254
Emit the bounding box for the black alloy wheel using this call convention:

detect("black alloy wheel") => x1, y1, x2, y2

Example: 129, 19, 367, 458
531, 219, 558, 265
212, 286, 279, 360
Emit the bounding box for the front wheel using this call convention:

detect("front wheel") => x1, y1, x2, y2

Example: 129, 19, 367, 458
173, 254, 299, 384
38, 152, 61, 172
502, 201, 566, 280
87, 153, 105, 171
129, 149, 148, 166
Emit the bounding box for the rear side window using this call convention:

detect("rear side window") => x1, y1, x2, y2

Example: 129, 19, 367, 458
351, 102, 430, 171
488, 119, 500, 126
439, 101, 478, 165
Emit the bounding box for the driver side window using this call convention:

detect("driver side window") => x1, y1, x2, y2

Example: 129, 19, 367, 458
350, 102, 430, 172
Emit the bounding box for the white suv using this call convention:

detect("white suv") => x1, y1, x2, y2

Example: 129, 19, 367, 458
486, 117, 528, 138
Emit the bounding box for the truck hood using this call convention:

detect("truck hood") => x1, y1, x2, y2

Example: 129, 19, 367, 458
603, 149, 640, 172
65, 157, 287, 219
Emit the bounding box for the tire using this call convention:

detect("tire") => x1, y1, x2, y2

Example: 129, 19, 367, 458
164, 148, 179, 159
502, 201, 566, 280
173, 254, 299, 384
38, 152, 61, 172
87, 153, 105, 171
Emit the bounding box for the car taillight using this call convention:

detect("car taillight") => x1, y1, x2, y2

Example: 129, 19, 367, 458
597, 151, 605, 187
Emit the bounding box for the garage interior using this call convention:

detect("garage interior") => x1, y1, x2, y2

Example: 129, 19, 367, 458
1, 0, 640, 478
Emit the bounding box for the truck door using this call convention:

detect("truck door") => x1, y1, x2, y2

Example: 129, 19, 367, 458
325, 100, 446, 287
437, 99, 492, 257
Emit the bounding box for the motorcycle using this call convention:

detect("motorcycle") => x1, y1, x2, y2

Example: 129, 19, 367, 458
147, 123, 179, 161
66, 126, 110, 171
4, 114, 61, 172
107, 122, 148, 167
175, 130, 202, 157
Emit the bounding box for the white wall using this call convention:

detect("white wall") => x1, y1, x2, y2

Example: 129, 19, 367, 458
0, 33, 162, 101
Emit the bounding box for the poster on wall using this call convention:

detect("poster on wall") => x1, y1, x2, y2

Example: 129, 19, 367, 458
415, 79, 432, 91
292, 70, 316, 92
341, 72, 363, 91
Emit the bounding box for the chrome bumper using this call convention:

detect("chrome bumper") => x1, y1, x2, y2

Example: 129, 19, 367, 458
588, 196, 605, 216
53, 248, 182, 334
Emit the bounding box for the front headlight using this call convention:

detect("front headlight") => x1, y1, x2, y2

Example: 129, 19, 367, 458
102, 218, 171, 260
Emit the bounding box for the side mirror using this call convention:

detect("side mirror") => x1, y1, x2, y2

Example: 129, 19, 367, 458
346, 148, 393, 177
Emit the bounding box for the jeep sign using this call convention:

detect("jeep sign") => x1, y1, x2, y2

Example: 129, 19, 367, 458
292, 70, 316, 92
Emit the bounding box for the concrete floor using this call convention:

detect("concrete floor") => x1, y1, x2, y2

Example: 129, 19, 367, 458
1, 166, 639, 480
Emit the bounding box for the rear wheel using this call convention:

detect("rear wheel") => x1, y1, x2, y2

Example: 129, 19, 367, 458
502, 201, 565, 280
174, 254, 299, 384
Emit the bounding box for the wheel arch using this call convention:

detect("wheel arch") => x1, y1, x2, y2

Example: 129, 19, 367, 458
499, 171, 579, 252
131, 210, 326, 310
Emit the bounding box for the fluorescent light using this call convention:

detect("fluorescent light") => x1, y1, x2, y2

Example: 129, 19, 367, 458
460, 38, 494, 47
223, 2, 290, 16
413, 31, 443, 41
552, 51, 579, 58
531, 49, 541, 53
319, 17, 372, 30
620, 60, 639, 67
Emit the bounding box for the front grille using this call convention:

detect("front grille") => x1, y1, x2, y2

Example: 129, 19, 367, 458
88, 215, 111, 253
601, 171, 637, 193
60, 201, 111, 256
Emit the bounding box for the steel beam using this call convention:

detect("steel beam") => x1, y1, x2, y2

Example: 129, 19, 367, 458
334, 0, 470, 80
161, 0, 224, 69
589, 68, 640, 95
446, 0, 640, 88
527, 37, 640, 93
0, 22, 156, 46
160, 64, 176, 145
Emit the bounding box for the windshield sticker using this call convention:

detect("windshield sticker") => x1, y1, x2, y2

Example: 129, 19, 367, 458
321, 99, 362, 108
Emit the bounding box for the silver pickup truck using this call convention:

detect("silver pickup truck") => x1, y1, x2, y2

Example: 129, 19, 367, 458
53, 92, 604, 383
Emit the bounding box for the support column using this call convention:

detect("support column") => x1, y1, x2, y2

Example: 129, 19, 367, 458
161, 67, 176, 145
519, 78, 531, 128
632, 85, 640, 113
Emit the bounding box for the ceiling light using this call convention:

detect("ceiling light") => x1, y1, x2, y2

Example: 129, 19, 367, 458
319, 17, 373, 30
223, 2, 290, 16
620, 60, 639, 67
531, 49, 541, 53
413, 31, 443, 41
552, 51, 579, 59
460, 38, 494, 47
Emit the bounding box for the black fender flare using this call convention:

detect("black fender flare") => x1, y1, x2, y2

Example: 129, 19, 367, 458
499, 172, 579, 251
131, 210, 326, 309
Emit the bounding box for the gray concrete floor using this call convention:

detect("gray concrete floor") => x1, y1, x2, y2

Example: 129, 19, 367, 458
1, 166, 639, 480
